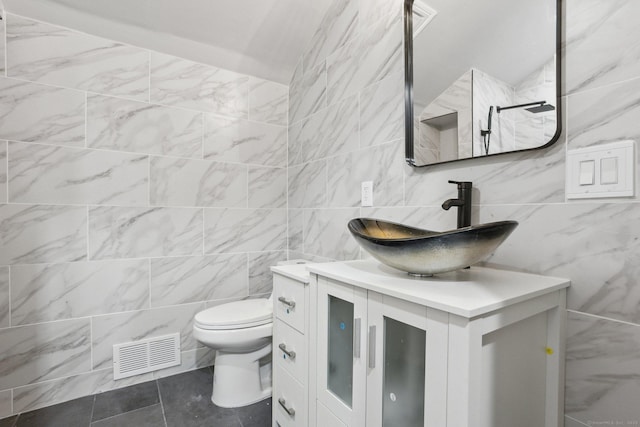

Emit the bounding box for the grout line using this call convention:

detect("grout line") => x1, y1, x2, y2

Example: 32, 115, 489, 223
89, 317, 94, 375
155, 381, 169, 427
84, 92, 88, 148
88, 394, 96, 425
566, 309, 640, 328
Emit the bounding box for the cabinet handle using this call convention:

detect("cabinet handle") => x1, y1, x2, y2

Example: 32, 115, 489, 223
278, 343, 296, 359
278, 397, 296, 417
353, 318, 362, 358
278, 296, 296, 309
368, 325, 376, 369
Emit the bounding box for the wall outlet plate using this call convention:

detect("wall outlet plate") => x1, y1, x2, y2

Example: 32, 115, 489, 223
361, 181, 373, 207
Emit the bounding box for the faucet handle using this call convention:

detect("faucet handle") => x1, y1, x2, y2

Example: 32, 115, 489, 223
448, 180, 472, 189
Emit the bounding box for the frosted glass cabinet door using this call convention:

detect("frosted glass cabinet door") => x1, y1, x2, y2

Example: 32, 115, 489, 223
328, 295, 354, 406
382, 317, 426, 427
317, 278, 368, 427
366, 292, 448, 427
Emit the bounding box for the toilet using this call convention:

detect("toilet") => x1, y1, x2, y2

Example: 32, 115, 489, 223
192, 297, 273, 408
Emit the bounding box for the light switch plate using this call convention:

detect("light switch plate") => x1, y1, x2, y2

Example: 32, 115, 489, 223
567, 140, 635, 199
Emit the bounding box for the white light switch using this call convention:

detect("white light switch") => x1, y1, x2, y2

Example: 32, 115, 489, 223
600, 157, 618, 184
567, 140, 635, 199
579, 160, 595, 185
361, 181, 373, 207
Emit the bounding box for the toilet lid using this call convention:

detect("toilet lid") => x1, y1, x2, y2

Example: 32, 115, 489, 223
194, 299, 272, 330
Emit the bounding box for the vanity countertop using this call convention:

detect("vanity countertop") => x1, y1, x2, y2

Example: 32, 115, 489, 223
308, 260, 570, 318
271, 263, 311, 283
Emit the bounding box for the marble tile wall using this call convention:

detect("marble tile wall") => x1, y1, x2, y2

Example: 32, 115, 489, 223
289, 0, 640, 424
0, 12, 287, 418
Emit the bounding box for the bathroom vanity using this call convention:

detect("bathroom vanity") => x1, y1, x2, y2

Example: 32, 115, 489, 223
271, 260, 570, 427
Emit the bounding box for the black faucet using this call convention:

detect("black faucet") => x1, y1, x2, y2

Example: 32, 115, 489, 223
442, 180, 472, 228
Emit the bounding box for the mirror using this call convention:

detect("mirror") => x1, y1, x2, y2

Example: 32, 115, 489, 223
404, 0, 561, 167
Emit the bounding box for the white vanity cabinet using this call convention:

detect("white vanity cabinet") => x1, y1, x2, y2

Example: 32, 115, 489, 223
271, 264, 314, 427
308, 260, 570, 427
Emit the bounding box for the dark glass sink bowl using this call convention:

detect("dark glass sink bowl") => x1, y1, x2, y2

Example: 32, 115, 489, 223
347, 218, 518, 276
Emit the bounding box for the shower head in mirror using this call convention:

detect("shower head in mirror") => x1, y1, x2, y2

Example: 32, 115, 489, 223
496, 101, 555, 114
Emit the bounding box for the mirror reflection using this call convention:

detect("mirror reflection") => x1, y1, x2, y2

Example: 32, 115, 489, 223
406, 0, 560, 167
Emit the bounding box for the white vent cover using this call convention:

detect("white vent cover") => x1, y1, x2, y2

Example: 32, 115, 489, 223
413, 1, 438, 38
113, 333, 181, 380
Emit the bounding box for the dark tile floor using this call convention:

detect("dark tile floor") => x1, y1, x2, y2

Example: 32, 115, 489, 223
0, 368, 271, 427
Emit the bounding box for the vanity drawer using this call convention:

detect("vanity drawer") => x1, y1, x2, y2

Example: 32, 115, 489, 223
274, 274, 306, 332
274, 365, 306, 427
274, 318, 307, 385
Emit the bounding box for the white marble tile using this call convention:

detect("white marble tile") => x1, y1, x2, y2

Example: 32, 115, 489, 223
0, 390, 10, 419
359, 0, 401, 30
303, 95, 359, 162
470, 140, 566, 205
91, 302, 204, 370
6, 15, 148, 100
249, 251, 286, 295
248, 166, 286, 208
87, 94, 203, 158
327, 141, 404, 207
152, 347, 215, 379
565, 312, 640, 426
327, 13, 402, 106
289, 61, 326, 125
288, 160, 327, 208
204, 208, 286, 254
480, 203, 640, 324
288, 209, 304, 253
0, 17, 5, 76
150, 156, 247, 208
150, 254, 248, 307
287, 250, 333, 264
12, 367, 153, 414
248, 78, 288, 126
204, 115, 286, 167
304, 208, 360, 260
564, 0, 640, 95
0, 142, 5, 204
0, 204, 87, 265
9, 142, 148, 206
360, 72, 403, 147
88, 207, 202, 260
0, 78, 85, 147
302, 0, 358, 71
0, 318, 91, 390
11, 260, 149, 326
567, 77, 640, 157
0, 267, 9, 329
287, 118, 308, 166
150, 52, 248, 117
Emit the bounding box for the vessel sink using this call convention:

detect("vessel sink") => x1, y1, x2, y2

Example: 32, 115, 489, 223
347, 218, 518, 276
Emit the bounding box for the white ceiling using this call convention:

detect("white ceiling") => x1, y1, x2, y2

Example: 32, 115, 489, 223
2, 0, 333, 84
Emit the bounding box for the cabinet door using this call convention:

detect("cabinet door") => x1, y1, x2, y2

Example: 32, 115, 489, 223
317, 277, 368, 427
366, 293, 448, 427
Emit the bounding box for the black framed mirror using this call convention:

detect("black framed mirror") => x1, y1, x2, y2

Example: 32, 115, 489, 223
404, 0, 562, 167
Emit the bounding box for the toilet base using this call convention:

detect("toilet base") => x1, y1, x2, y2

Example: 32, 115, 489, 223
211, 344, 272, 408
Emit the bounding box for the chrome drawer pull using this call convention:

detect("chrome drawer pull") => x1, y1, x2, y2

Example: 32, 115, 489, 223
278, 296, 296, 309
278, 397, 296, 417
278, 343, 296, 359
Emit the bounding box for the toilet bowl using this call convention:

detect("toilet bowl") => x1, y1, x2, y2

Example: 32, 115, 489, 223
192, 298, 273, 408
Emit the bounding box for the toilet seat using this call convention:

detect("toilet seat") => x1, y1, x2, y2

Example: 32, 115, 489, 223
194, 298, 272, 330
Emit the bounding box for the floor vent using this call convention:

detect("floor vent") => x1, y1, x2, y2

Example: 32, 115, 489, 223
113, 333, 181, 380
